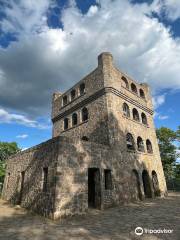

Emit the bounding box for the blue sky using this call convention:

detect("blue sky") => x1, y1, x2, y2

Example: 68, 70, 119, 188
0, 0, 180, 150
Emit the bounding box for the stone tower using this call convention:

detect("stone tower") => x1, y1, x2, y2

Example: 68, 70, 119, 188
51, 52, 167, 199
2, 53, 167, 219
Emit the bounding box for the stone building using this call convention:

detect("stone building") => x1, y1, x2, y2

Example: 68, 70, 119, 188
2, 52, 167, 219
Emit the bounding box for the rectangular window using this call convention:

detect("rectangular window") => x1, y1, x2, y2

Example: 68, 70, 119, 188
71, 89, 76, 101
6, 173, 10, 189
43, 167, 48, 192
104, 169, 112, 190
62, 95, 68, 106
79, 83, 85, 95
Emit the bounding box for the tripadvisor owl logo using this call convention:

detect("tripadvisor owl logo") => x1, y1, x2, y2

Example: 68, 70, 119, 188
135, 227, 143, 236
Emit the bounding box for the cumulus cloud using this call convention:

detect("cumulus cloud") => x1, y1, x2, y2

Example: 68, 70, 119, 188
152, 94, 166, 109
0, 0, 52, 35
155, 0, 180, 21
0, 0, 180, 120
0, 107, 50, 129
16, 134, 28, 139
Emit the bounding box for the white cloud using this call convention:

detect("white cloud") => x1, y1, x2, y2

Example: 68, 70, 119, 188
16, 134, 28, 139
0, 0, 52, 35
0, 108, 50, 129
0, 0, 180, 118
152, 94, 166, 109
158, 114, 169, 120
154, 111, 169, 120
155, 0, 180, 21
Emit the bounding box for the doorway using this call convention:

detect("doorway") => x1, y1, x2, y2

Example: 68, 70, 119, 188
152, 171, 160, 197
142, 170, 152, 198
131, 170, 142, 200
88, 168, 101, 208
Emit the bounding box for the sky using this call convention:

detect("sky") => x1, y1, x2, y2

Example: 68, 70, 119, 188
0, 0, 180, 150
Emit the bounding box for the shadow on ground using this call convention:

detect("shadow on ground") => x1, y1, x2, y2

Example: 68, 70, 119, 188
0, 191, 180, 240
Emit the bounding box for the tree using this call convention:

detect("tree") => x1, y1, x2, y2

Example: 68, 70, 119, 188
176, 126, 180, 142
156, 127, 177, 179
0, 142, 20, 183
174, 164, 180, 179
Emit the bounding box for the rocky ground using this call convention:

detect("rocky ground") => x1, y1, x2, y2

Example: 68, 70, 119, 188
0, 191, 180, 240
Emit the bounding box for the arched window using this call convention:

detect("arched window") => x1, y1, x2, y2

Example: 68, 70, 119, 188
137, 137, 145, 152
71, 89, 76, 101
123, 103, 130, 117
146, 139, 153, 153
82, 107, 88, 122
121, 76, 129, 89
62, 95, 68, 106
141, 112, 148, 125
72, 113, 78, 126
64, 118, 69, 130
81, 136, 89, 141
79, 83, 85, 95
132, 108, 140, 121
131, 83, 137, 94
140, 89, 145, 98
126, 133, 135, 150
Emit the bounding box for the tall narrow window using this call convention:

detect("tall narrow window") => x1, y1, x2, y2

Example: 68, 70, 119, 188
146, 139, 153, 153
64, 118, 69, 130
137, 137, 145, 152
140, 89, 145, 98
82, 107, 88, 122
126, 133, 135, 150
18, 171, 25, 204
131, 83, 137, 94
79, 83, 85, 95
121, 76, 129, 89
71, 89, 76, 101
132, 108, 140, 121
104, 169, 112, 190
123, 103, 130, 117
43, 167, 48, 192
62, 95, 68, 106
141, 112, 148, 125
6, 173, 10, 189
72, 113, 78, 126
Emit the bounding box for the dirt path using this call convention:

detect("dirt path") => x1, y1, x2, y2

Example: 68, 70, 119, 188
0, 192, 180, 240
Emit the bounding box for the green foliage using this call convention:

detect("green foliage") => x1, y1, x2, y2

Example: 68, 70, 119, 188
174, 164, 180, 179
176, 126, 180, 142
0, 142, 20, 161
0, 142, 20, 183
156, 127, 179, 180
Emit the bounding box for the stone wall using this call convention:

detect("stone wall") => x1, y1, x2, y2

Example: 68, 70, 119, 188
2, 137, 60, 218
53, 94, 109, 145
51, 66, 105, 123
2, 135, 167, 219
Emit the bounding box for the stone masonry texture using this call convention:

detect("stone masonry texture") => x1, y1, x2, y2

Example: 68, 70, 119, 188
2, 52, 167, 219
